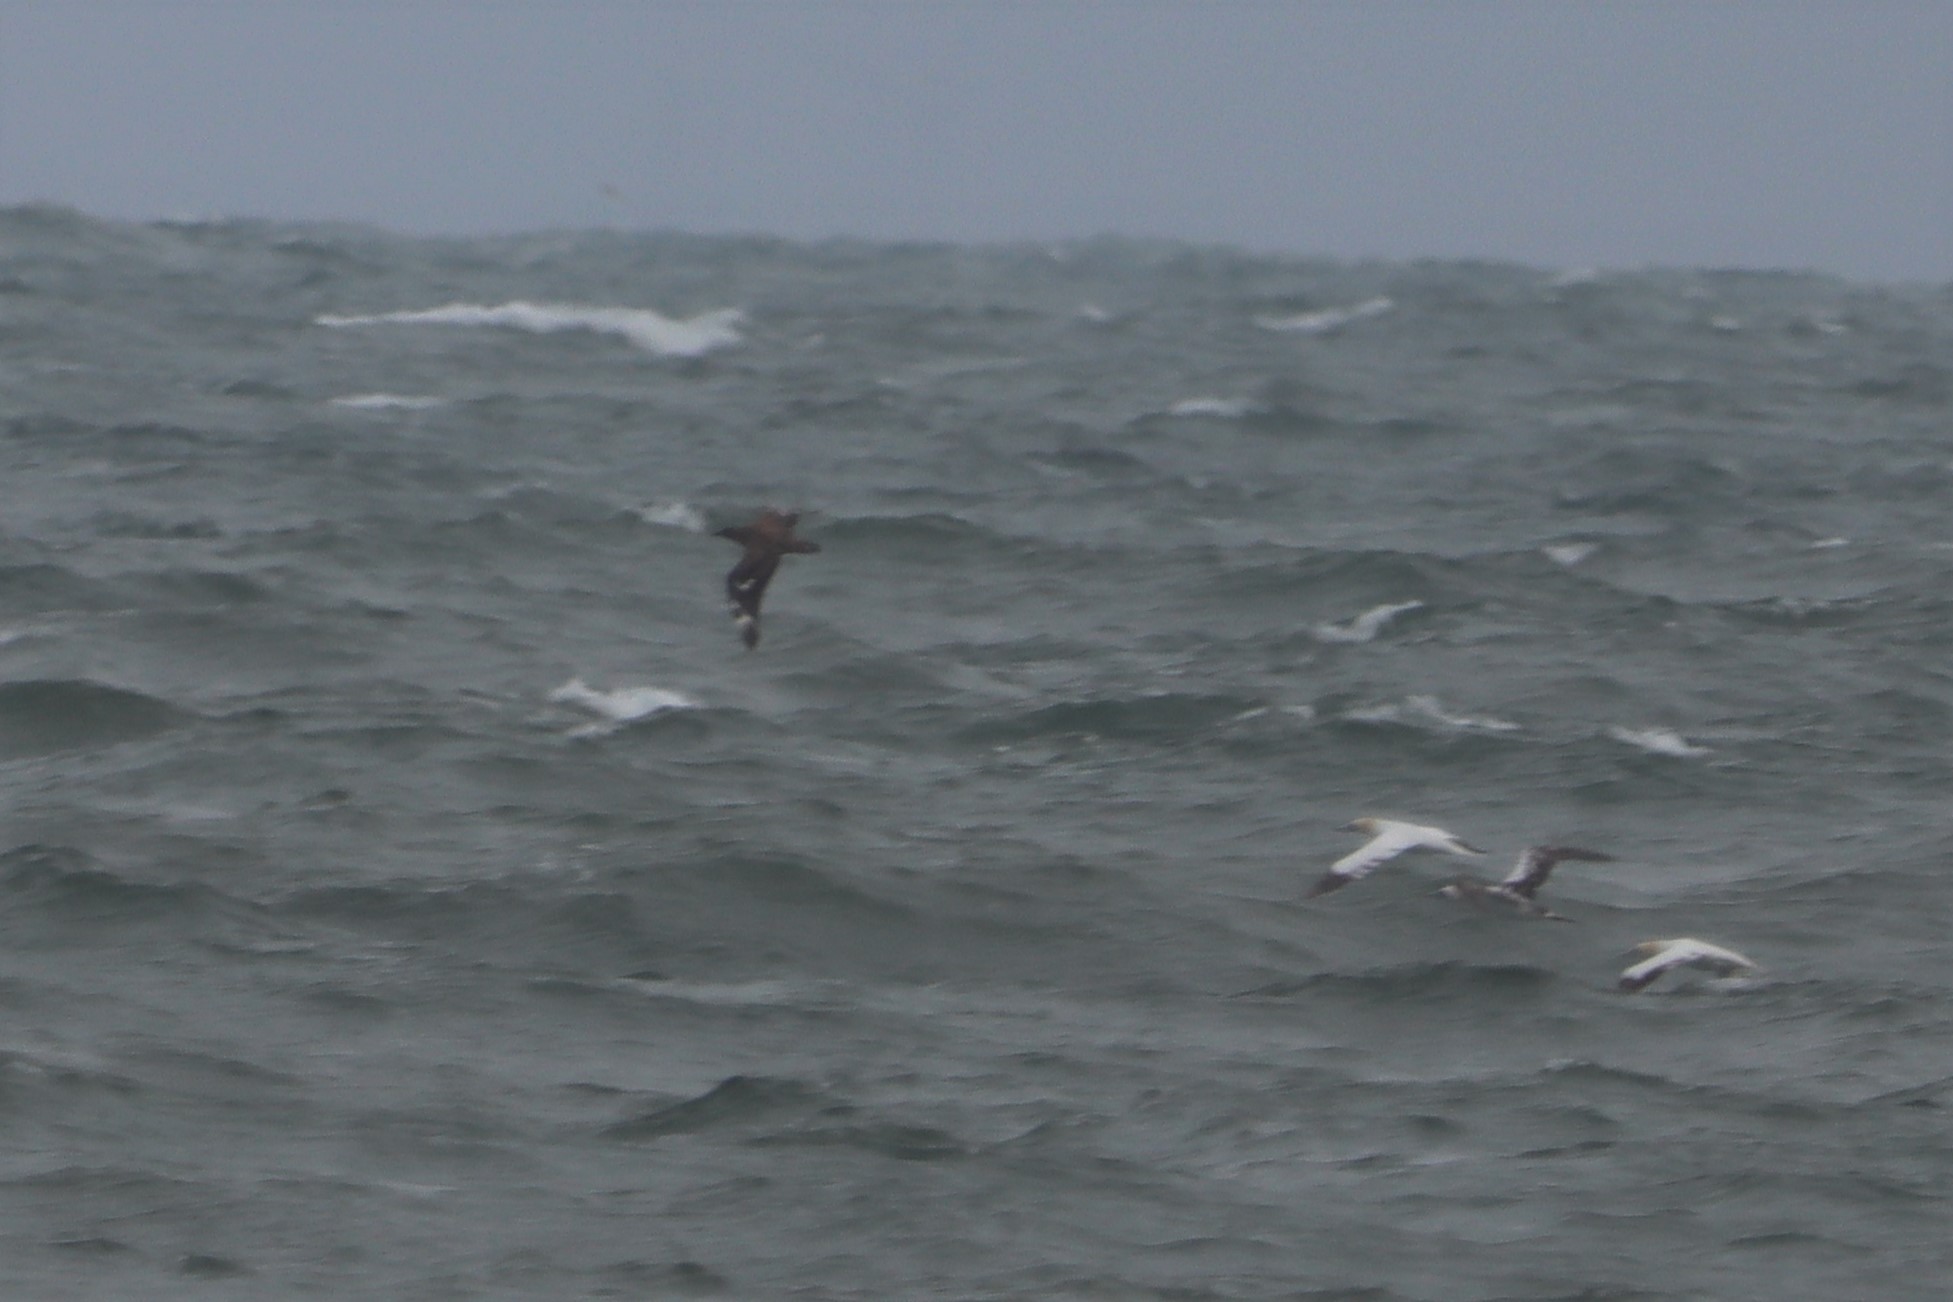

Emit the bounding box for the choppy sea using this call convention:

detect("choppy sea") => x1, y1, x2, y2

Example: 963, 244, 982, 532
0, 204, 1949, 1299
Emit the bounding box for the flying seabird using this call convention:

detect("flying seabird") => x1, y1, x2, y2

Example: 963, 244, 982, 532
1306, 817, 1486, 898
1437, 845, 1615, 920
1617, 938, 1759, 993
715, 509, 820, 649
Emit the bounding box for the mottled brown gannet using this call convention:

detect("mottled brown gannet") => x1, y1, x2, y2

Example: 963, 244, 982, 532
1437, 845, 1615, 920
715, 509, 819, 649
1306, 817, 1486, 898
1618, 938, 1759, 992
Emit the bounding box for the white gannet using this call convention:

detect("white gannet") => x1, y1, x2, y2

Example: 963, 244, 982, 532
1437, 845, 1615, 920
1617, 938, 1759, 993
1307, 817, 1485, 898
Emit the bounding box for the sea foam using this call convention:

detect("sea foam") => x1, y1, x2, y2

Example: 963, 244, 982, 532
317, 302, 745, 357
636, 502, 709, 533
1254, 296, 1395, 335
1607, 725, 1712, 758
1346, 694, 1519, 733
329, 393, 449, 410
1313, 600, 1425, 644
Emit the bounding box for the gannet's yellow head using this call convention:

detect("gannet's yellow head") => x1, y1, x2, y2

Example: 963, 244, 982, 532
1627, 940, 1669, 959
1342, 817, 1383, 834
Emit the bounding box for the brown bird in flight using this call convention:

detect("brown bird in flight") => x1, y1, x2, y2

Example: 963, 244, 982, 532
716, 509, 820, 648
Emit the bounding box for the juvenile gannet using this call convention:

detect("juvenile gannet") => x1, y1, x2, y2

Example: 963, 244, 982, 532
1617, 938, 1759, 992
715, 509, 820, 649
1437, 845, 1615, 920
1307, 817, 1486, 898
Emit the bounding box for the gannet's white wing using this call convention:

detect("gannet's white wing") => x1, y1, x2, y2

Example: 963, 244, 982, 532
1307, 820, 1483, 897
1618, 938, 1758, 992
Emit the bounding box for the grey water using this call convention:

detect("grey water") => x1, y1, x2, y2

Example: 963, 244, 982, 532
1, 204, 1950, 1299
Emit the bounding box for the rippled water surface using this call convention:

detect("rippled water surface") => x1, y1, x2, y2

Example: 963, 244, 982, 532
2, 206, 1950, 1298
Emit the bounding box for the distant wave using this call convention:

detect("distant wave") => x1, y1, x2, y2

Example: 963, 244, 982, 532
1165, 396, 1258, 419
328, 393, 448, 411
1541, 542, 1599, 567
1344, 694, 1520, 734
1313, 600, 1425, 644
1254, 295, 1395, 335
316, 302, 745, 357
0, 679, 189, 757
634, 501, 708, 533
1607, 725, 1712, 757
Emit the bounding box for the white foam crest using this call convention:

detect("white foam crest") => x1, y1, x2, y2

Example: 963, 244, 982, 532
636, 501, 708, 533
329, 393, 449, 411
549, 678, 699, 737
1607, 725, 1711, 758
317, 302, 744, 357
617, 976, 841, 1010
1313, 600, 1424, 644
1347, 694, 1519, 733
1542, 542, 1598, 567
1254, 296, 1394, 335
1166, 396, 1255, 418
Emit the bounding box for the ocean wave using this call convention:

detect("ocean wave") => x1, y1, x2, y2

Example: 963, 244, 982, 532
1312, 600, 1426, 644
960, 692, 1267, 746
0, 843, 239, 929
634, 501, 708, 533
1253, 295, 1395, 335
600, 1074, 824, 1142
328, 393, 449, 411
1164, 396, 1258, 419
315, 301, 745, 357
1242, 961, 1558, 1002
1343, 695, 1521, 734
0, 679, 189, 757
1607, 725, 1712, 758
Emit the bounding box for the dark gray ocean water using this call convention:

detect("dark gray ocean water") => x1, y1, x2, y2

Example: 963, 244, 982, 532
1, 204, 1949, 1299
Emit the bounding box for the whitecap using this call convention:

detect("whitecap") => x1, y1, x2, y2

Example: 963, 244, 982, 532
1607, 725, 1711, 758
636, 501, 708, 533
1809, 537, 1849, 550
1347, 694, 1519, 733
1313, 600, 1424, 644
1542, 542, 1598, 567
549, 678, 700, 737
1253, 296, 1394, 335
317, 302, 744, 358
328, 393, 448, 411
1166, 397, 1255, 419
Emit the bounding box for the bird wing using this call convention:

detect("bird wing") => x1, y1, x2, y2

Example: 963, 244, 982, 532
1500, 845, 1612, 898
1676, 939, 1756, 975
1304, 831, 1407, 897
1328, 825, 1422, 878
1617, 950, 1677, 992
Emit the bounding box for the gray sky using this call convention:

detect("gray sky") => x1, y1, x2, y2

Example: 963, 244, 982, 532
1, 1, 1947, 280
